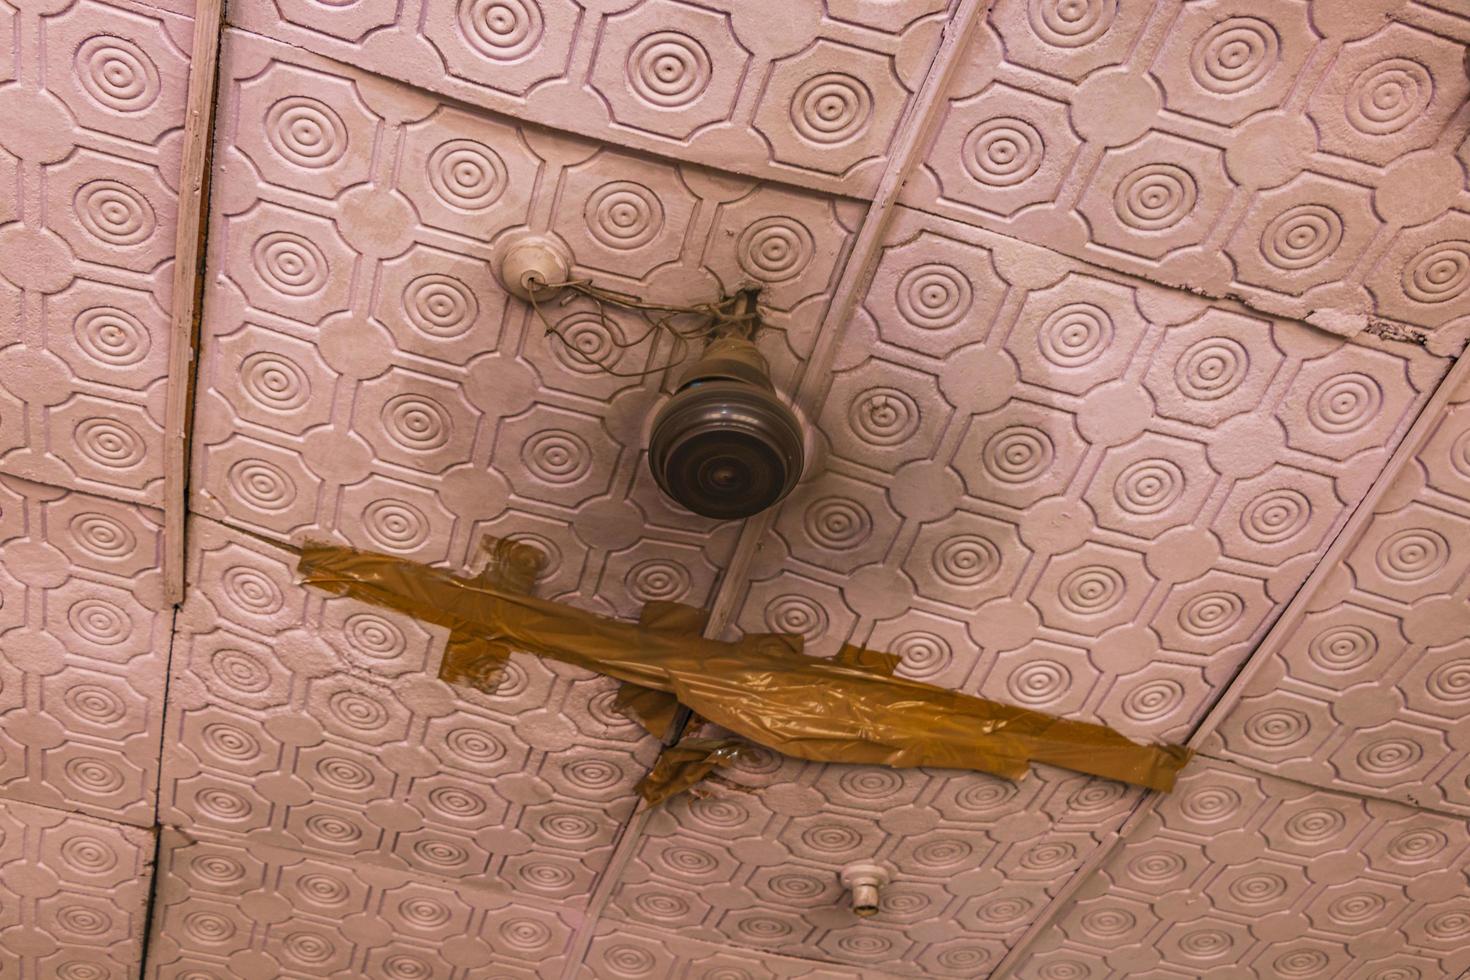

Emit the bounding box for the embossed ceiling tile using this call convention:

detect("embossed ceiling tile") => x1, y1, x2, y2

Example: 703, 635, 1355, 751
907, 0, 1470, 334
1013, 757, 1470, 979
146, 829, 577, 978
223, 0, 951, 197
605, 751, 1141, 977
0, 795, 153, 979
0, 474, 168, 826
1202, 370, 1470, 813
727, 204, 1446, 739
0, 0, 191, 504
191, 29, 851, 617
160, 516, 659, 903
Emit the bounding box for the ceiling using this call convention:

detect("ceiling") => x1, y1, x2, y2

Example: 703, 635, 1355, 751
0, 0, 1469, 977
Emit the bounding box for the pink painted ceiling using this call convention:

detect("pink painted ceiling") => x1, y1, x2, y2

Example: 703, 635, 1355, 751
1, 0, 1469, 977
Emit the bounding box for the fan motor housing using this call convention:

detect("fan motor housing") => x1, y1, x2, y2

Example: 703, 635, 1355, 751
649, 337, 804, 520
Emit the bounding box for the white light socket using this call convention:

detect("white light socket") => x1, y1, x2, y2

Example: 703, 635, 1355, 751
498, 234, 571, 301
839, 863, 891, 917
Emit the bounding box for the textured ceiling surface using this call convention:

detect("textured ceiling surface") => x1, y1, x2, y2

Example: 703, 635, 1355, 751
0, 0, 1469, 977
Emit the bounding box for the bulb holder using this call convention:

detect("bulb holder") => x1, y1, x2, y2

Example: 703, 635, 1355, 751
498, 234, 570, 301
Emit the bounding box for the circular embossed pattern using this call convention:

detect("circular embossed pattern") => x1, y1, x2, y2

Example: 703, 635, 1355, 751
75, 306, 149, 366
849, 387, 920, 446
1190, 18, 1277, 93
1127, 849, 1186, 884
1038, 960, 1090, 980
1243, 707, 1309, 747
227, 458, 296, 512
1386, 826, 1447, 862
405, 274, 478, 338
806, 496, 873, 550
1176, 336, 1248, 401
791, 72, 872, 145
1309, 373, 1380, 435
362, 499, 430, 550
64, 685, 126, 725
1058, 564, 1125, 615
446, 726, 506, 765
382, 953, 435, 979
382, 394, 452, 452
197, 786, 251, 821
1114, 457, 1184, 515
305, 812, 362, 845
763, 594, 826, 641
427, 139, 506, 210
328, 689, 389, 731
181, 910, 235, 944
190, 853, 247, 886
241, 352, 310, 411
982, 425, 1053, 484
913, 838, 972, 870
564, 758, 623, 792
211, 647, 272, 694
1080, 907, 1135, 938
69, 511, 137, 560
1123, 678, 1184, 721
1274, 950, 1331, 977
427, 785, 487, 819
1347, 58, 1432, 136
1040, 302, 1112, 368
891, 630, 951, 678
75, 417, 145, 469
933, 534, 1001, 586
1227, 871, 1287, 907
222, 564, 284, 614
550, 312, 624, 375
253, 232, 328, 296
1007, 660, 1069, 705
802, 823, 862, 854
1307, 623, 1376, 672
282, 931, 336, 966
68, 598, 130, 646
627, 558, 690, 602
316, 755, 374, 792
1427, 657, 1470, 702
1178, 590, 1244, 637
266, 97, 348, 169
1029, 0, 1117, 46
962, 117, 1044, 187
202, 722, 261, 763
1376, 527, 1449, 582
1284, 805, 1346, 843
77, 34, 160, 111
522, 429, 591, 484
458, 0, 542, 60
1181, 784, 1241, 823
65, 757, 125, 794
737, 217, 814, 282
1261, 204, 1342, 271
585, 181, 664, 250
1402, 240, 1470, 305
628, 31, 711, 107
1328, 890, 1388, 925
897, 263, 972, 329
1115, 163, 1197, 231
76, 180, 155, 246
605, 945, 656, 974
1241, 488, 1311, 545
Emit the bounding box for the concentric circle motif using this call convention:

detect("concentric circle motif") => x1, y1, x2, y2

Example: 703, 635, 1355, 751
1356, 736, 1422, 775
1176, 927, 1233, 957
790, 72, 872, 145
1006, 660, 1069, 705
1080, 907, 1134, 938
382, 393, 452, 452
1427, 658, 1470, 703
763, 594, 826, 641
1114, 457, 1184, 515
1175, 336, 1248, 401
427, 785, 487, 819
315, 755, 374, 792
1242, 707, 1308, 748
1425, 909, 1470, 941
802, 823, 862, 854
982, 425, 1053, 484
210, 648, 271, 694
296, 872, 350, 905
564, 758, 622, 791
1327, 890, 1387, 924
1347, 58, 1432, 136
605, 945, 656, 974
1241, 488, 1311, 545
1190, 18, 1278, 93
933, 533, 1001, 587
517, 861, 575, 890
68, 598, 130, 646
1068, 781, 1126, 813
769, 872, 826, 901
64, 757, 125, 794
427, 139, 507, 210
1307, 623, 1376, 672
956, 779, 1016, 812
75, 306, 150, 366
1178, 590, 1244, 637
382, 953, 434, 980
446, 726, 506, 764
1029, 0, 1117, 47
913, 838, 972, 869
522, 429, 591, 484
1039, 302, 1112, 368
689, 797, 748, 830
1180, 785, 1241, 822
1284, 805, 1346, 843
627, 558, 690, 602
265, 97, 348, 169
1308, 372, 1380, 435
227, 458, 296, 512
1402, 240, 1470, 305
961, 117, 1044, 187
190, 854, 247, 886
202, 722, 260, 763
890, 630, 951, 678
362, 499, 430, 550
458, 0, 542, 61
1385, 827, 1447, 862
1122, 679, 1184, 722
896, 263, 972, 329
75, 418, 145, 469
405, 274, 478, 338
585, 181, 664, 250
253, 231, 328, 296
1261, 204, 1342, 271
76, 180, 155, 246
1226, 871, 1287, 906
1376, 527, 1449, 583
1274, 950, 1331, 977
328, 689, 389, 731
849, 387, 920, 446
1127, 849, 1186, 883
737, 216, 814, 282
628, 31, 711, 108
631, 890, 689, 920
77, 35, 160, 111
304, 812, 361, 844
282, 931, 336, 965
1020, 840, 1076, 871
1037, 960, 1090, 980
1057, 564, 1125, 616
181, 910, 235, 943
69, 512, 136, 560
241, 352, 310, 411
839, 766, 902, 800
550, 312, 623, 375
805, 495, 873, 550
63, 685, 126, 725
1114, 163, 1197, 231
56, 904, 111, 937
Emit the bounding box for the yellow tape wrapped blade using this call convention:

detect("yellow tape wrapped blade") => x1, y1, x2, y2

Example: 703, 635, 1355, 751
297, 544, 1191, 792
636, 736, 747, 806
